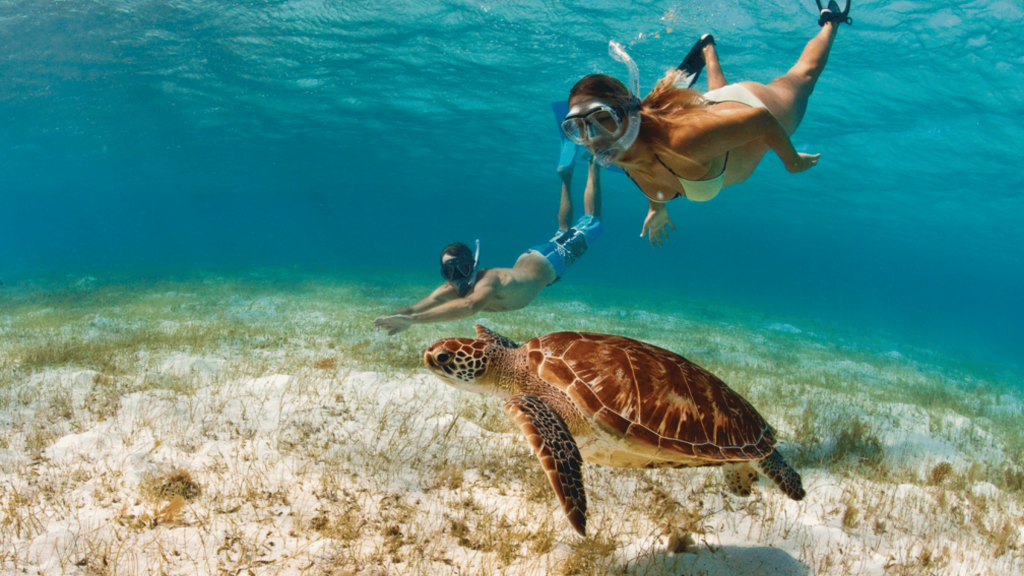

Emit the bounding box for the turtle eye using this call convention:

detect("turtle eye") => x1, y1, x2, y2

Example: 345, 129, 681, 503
436, 351, 452, 364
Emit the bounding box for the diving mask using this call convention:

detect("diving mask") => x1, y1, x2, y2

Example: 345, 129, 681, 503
441, 239, 480, 297
560, 101, 633, 146
560, 40, 643, 167
441, 258, 473, 281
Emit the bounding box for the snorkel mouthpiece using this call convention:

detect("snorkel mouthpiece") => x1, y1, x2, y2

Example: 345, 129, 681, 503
594, 41, 642, 167
453, 278, 472, 298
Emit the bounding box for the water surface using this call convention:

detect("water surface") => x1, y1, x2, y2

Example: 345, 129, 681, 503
1, 0, 1021, 372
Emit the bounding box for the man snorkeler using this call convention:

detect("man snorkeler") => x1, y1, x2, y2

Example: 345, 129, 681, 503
372, 157, 603, 335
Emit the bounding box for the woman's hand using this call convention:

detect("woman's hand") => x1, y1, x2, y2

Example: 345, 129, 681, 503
787, 152, 820, 174
640, 203, 676, 247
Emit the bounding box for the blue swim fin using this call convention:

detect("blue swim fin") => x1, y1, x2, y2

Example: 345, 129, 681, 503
553, 100, 578, 173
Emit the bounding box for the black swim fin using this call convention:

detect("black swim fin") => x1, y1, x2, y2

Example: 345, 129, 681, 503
816, 0, 853, 26
676, 34, 715, 90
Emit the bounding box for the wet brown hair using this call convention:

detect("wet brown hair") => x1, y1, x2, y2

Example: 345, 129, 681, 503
568, 74, 636, 118
642, 69, 707, 124
440, 242, 472, 266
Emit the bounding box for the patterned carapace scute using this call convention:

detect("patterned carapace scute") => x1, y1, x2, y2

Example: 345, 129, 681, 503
525, 332, 775, 461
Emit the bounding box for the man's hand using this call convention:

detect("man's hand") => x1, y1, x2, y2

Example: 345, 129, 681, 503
640, 204, 677, 247
373, 314, 415, 336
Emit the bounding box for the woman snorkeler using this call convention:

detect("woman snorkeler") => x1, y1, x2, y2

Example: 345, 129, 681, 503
561, 0, 853, 246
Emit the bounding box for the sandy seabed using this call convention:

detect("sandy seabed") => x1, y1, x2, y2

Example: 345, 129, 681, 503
0, 272, 1022, 575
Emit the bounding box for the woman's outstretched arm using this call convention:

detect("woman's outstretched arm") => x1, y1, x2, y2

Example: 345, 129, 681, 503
666, 106, 818, 174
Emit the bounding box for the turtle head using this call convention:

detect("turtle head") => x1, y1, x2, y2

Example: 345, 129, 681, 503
424, 337, 501, 394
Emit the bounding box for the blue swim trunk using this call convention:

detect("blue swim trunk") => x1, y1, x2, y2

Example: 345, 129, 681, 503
527, 214, 603, 282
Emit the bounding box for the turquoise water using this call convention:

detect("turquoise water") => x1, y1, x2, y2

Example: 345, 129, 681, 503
1, 0, 1021, 372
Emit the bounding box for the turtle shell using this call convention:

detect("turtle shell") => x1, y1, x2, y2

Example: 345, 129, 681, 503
524, 332, 775, 462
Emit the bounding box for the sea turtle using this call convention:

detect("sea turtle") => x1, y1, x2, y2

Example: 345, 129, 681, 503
423, 325, 805, 535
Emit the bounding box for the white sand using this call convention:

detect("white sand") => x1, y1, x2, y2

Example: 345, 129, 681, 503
2, 353, 1022, 575
1, 281, 1021, 574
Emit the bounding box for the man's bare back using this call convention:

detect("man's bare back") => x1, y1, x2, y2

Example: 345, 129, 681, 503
471, 253, 558, 312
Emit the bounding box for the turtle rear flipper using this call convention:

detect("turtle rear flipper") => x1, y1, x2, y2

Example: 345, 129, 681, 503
757, 450, 806, 501
505, 394, 587, 535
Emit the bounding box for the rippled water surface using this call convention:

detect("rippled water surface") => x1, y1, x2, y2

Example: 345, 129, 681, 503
1, 0, 1022, 370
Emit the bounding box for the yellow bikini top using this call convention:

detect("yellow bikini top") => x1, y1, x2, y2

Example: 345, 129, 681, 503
665, 84, 766, 202
653, 152, 728, 202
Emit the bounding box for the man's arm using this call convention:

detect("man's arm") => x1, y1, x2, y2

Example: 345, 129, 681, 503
407, 282, 493, 324
583, 156, 600, 219
373, 281, 495, 335
392, 282, 458, 316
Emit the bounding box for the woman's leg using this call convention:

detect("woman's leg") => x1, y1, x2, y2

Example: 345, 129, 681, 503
721, 22, 842, 187
704, 42, 728, 91
744, 21, 841, 134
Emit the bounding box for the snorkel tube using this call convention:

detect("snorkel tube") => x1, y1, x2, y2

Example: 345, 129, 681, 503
466, 239, 480, 290
594, 40, 642, 167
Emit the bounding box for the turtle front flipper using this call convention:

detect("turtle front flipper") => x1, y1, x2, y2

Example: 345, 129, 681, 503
722, 462, 759, 497
756, 450, 806, 501
504, 394, 587, 535
475, 325, 519, 348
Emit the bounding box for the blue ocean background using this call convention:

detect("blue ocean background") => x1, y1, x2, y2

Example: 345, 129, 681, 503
1, 0, 1021, 373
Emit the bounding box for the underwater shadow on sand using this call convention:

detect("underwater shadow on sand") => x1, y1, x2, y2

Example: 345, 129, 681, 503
631, 543, 808, 576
